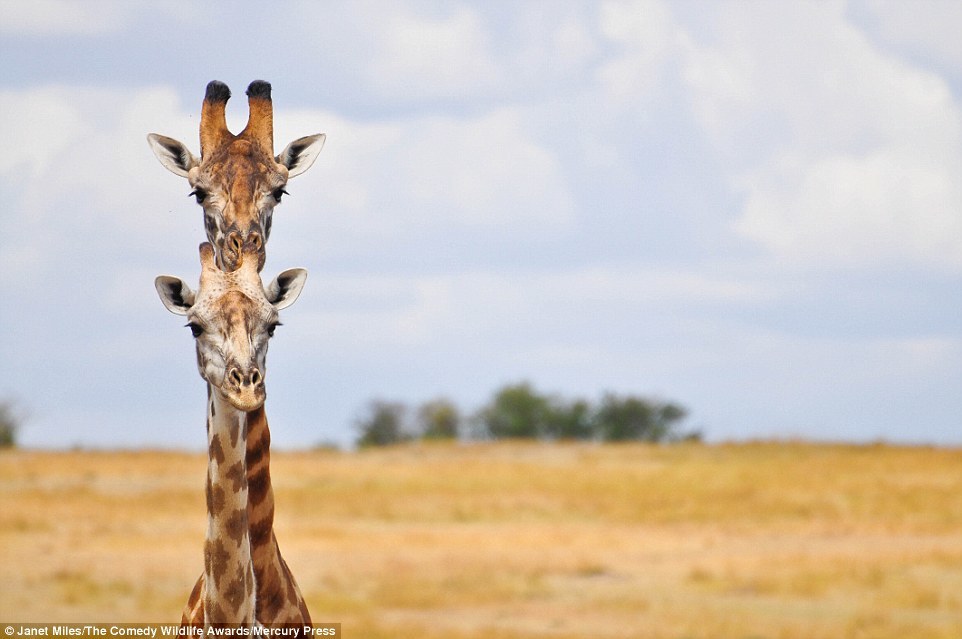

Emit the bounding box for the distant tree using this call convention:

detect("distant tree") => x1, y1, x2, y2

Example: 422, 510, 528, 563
655, 403, 692, 441
353, 386, 698, 445
0, 400, 21, 448
355, 400, 410, 447
593, 394, 690, 442
417, 398, 460, 440
544, 398, 594, 440
593, 394, 653, 441
474, 383, 554, 439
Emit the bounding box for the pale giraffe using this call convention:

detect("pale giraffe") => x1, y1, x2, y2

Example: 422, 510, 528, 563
156, 241, 311, 628
148, 80, 325, 271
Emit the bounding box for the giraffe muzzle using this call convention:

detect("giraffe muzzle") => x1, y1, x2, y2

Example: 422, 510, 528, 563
224, 363, 266, 411
221, 230, 266, 272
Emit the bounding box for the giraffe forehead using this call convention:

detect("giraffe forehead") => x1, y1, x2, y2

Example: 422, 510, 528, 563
193, 285, 273, 326
217, 289, 269, 316
218, 292, 253, 326
204, 140, 283, 188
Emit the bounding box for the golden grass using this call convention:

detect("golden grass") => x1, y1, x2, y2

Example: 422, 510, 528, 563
1, 441, 960, 638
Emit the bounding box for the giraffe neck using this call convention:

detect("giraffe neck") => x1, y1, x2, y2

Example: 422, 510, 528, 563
245, 406, 312, 623
245, 407, 279, 595
204, 389, 257, 627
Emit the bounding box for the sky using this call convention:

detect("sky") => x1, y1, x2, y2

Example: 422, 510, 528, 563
0, 0, 960, 449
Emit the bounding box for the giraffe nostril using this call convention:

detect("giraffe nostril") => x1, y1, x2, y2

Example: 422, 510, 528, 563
227, 232, 243, 253
248, 232, 263, 251
250, 368, 262, 387
228, 367, 243, 386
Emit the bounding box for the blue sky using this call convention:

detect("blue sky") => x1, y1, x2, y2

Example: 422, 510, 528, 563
1, 0, 960, 449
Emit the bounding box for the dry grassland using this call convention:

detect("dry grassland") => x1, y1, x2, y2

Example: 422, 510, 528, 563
1, 441, 960, 638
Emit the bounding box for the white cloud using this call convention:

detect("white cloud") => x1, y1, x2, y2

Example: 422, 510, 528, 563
681, 1, 961, 155
0, 0, 123, 35
0, 87, 87, 178
399, 109, 575, 229
859, 0, 962, 71
0, 85, 200, 288
0, 0, 198, 35
597, 0, 677, 104
295, 266, 767, 361
736, 149, 962, 270
550, 12, 598, 70
273, 106, 575, 252
363, 6, 501, 100
680, 1, 962, 271
679, 31, 755, 145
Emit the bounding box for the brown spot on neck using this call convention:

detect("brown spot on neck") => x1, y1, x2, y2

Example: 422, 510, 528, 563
221, 571, 251, 614
223, 507, 248, 546
209, 433, 226, 465
206, 481, 226, 515
205, 538, 230, 587
225, 460, 246, 494
229, 415, 245, 449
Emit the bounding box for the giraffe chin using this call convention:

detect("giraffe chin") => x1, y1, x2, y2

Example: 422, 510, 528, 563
220, 387, 266, 413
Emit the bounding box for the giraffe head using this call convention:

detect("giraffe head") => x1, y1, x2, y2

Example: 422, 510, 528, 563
155, 242, 307, 412
148, 80, 325, 271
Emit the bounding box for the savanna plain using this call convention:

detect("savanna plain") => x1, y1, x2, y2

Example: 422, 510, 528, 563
1, 441, 960, 639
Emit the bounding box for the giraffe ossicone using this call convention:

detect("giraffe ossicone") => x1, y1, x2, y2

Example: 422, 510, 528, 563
148, 80, 326, 272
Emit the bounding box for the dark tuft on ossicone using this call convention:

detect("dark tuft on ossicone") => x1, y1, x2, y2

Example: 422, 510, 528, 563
205, 80, 231, 103
246, 80, 272, 100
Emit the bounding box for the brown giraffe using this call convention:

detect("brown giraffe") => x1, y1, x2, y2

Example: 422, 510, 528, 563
148, 80, 325, 271
156, 242, 311, 628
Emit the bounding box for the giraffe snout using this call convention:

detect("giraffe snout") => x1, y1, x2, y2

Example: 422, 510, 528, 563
221, 229, 266, 271
227, 364, 263, 388
227, 231, 244, 254
224, 362, 266, 411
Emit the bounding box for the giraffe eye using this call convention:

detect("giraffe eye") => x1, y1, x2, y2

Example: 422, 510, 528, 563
186, 322, 204, 338
272, 187, 289, 202
189, 188, 208, 204
267, 322, 281, 338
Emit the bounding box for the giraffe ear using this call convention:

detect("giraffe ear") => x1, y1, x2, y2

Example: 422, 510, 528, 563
276, 134, 325, 178
155, 276, 196, 315
147, 134, 200, 178
265, 268, 307, 310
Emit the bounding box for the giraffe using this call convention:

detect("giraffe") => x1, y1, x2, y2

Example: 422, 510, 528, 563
156, 241, 311, 628
148, 80, 325, 272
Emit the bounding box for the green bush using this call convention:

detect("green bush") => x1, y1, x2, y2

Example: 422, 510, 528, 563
474, 383, 554, 439
417, 398, 461, 440
355, 400, 410, 448
593, 394, 688, 442
355, 383, 698, 446
0, 401, 21, 448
